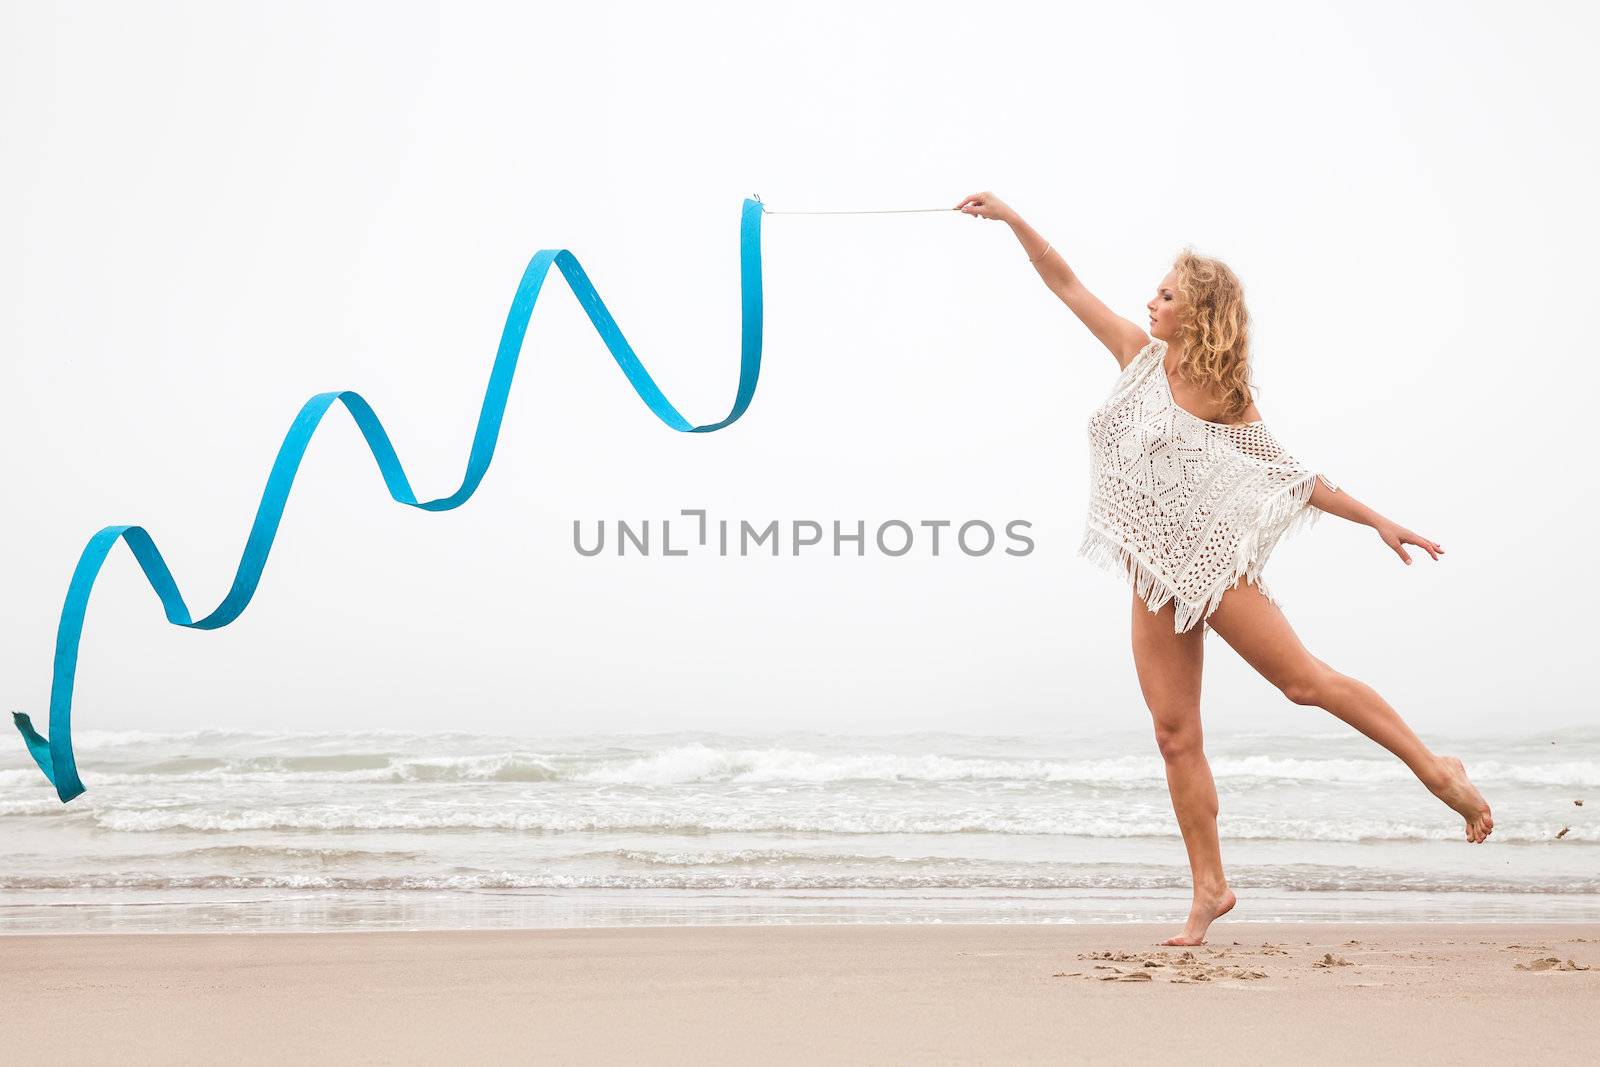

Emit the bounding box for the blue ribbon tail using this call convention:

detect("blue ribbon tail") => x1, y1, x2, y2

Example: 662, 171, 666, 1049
13, 197, 771, 804
13, 712, 52, 779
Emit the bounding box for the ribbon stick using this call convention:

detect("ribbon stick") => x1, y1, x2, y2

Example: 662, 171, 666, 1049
14, 198, 811, 803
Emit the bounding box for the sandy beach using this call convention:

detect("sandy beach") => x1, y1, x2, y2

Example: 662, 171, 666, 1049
3, 922, 1596, 1064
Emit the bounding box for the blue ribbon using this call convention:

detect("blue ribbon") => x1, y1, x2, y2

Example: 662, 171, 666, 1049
12, 198, 770, 803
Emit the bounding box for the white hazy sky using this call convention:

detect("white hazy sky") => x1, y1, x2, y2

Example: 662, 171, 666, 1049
2, 0, 1595, 741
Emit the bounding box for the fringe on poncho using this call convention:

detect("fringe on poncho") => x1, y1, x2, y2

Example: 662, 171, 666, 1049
1078, 339, 1339, 636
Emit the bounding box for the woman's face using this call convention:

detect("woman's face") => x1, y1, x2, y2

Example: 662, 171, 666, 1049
1146, 271, 1182, 342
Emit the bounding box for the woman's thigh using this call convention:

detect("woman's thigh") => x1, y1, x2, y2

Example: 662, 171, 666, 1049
1130, 591, 1205, 732
1204, 576, 1328, 704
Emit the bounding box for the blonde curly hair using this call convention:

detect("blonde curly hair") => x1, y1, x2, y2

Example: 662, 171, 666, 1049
1170, 247, 1254, 423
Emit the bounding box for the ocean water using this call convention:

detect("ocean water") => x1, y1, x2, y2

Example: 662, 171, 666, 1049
2, 725, 1597, 933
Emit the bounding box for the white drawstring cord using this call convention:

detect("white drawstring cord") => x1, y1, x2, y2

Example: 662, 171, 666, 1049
751, 194, 956, 215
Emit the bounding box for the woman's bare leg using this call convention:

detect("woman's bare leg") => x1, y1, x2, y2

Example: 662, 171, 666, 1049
1206, 577, 1494, 843
1130, 590, 1237, 945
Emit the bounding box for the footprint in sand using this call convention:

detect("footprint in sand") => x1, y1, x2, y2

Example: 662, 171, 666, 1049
1061, 964, 1158, 982
1314, 953, 1354, 969
1079, 951, 1150, 963
1178, 965, 1266, 982
1069, 948, 1267, 984
1513, 957, 1592, 972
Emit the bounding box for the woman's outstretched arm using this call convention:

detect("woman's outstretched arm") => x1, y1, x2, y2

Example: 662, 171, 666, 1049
1305, 478, 1445, 566
954, 190, 1148, 368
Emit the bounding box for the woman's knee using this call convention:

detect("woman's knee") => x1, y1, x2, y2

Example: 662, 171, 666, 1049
1150, 714, 1203, 762
1281, 665, 1336, 708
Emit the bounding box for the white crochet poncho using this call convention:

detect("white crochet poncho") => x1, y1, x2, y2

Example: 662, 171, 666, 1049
1078, 339, 1339, 636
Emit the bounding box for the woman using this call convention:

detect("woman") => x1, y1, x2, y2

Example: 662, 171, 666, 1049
953, 191, 1494, 947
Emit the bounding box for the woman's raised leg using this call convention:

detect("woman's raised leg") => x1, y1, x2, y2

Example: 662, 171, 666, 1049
1205, 576, 1494, 843
1130, 589, 1238, 945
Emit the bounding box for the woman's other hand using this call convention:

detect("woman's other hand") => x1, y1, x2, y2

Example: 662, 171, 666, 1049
1376, 520, 1445, 566
954, 191, 1017, 224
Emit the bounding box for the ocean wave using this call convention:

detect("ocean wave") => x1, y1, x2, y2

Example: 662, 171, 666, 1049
571, 747, 1600, 787
108, 844, 429, 864
0, 753, 564, 789
75, 805, 1597, 843
6, 744, 1598, 788
1, 868, 1594, 894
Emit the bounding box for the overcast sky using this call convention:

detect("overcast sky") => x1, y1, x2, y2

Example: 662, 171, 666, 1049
2, 0, 1594, 743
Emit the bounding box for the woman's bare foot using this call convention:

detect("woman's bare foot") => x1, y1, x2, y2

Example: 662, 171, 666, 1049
1160, 887, 1237, 946
1428, 755, 1494, 843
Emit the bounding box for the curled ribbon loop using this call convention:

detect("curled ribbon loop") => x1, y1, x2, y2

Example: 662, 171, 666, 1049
13, 198, 770, 803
